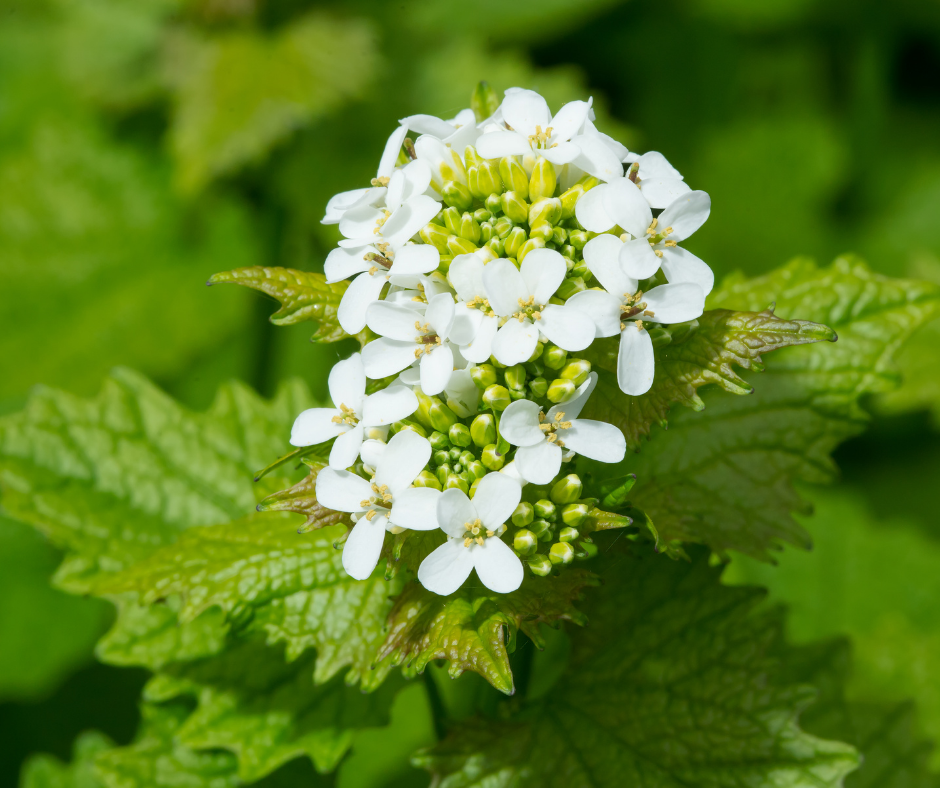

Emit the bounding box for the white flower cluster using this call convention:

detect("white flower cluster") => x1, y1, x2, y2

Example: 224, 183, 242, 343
290, 87, 715, 595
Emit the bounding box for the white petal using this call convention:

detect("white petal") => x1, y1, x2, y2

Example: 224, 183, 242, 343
383, 195, 443, 248
461, 313, 499, 363
638, 178, 691, 210
498, 399, 545, 447
515, 441, 562, 485
657, 191, 711, 242
540, 142, 581, 165
571, 133, 624, 182
617, 325, 655, 396
420, 344, 454, 396
329, 424, 365, 469
328, 353, 366, 412
361, 337, 419, 380
342, 515, 388, 580
472, 472, 521, 531
437, 488, 477, 538
499, 460, 527, 487
367, 300, 423, 341
450, 305, 483, 346
637, 151, 683, 180
338, 271, 388, 335
448, 253, 486, 301
375, 429, 432, 494
425, 292, 456, 337
574, 183, 616, 233
482, 258, 529, 317
537, 305, 594, 352
415, 135, 467, 186
659, 247, 715, 296
389, 487, 441, 531
360, 439, 386, 471
449, 108, 476, 126
549, 100, 592, 144
491, 319, 539, 366
521, 248, 566, 304
322, 188, 369, 225
559, 419, 625, 463
475, 130, 530, 159
565, 290, 622, 338
548, 371, 597, 420
377, 125, 408, 178
324, 245, 374, 284
445, 121, 480, 155
421, 271, 454, 301
582, 234, 635, 295
444, 369, 480, 418
619, 238, 662, 280
604, 179, 652, 239
290, 408, 346, 447
361, 385, 419, 427
590, 130, 628, 161
315, 468, 372, 513
642, 283, 706, 324
418, 539, 475, 596
400, 113, 455, 139
339, 204, 385, 243
473, 537, 524, 594
502, 89, 551, 137
388, 243, 439, 276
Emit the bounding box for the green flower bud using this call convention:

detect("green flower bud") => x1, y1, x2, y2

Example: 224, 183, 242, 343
459, 213, 482, 243
477, 161, 502, 197
529, 376, 549, 398
529, 197, 562, 228
464, 145, 483, 168
560, 358, 592, 386
543, 344, 567, 370
480, 222, 495, 243
449, 423, 472, 447
420, 222, 450, 253
549, 541, 575, 565
485, 192, 502, 213
547, 378, 576, 403
560, 184, 585, 218
557, 276, 586, 300
499, 157, 529, 197
459, 450, 475, 467
436, 463, 452, 484
474, 208, 492, 223
530, 518, 553, 541
504, 363, 527, 391
527, 342, 544, 363
470, 364, 498, 390
500, 191, 529, 224
414, 470, 443, 490
457, 470, 472, 486
570, 261, 590, 279
528, 553, 553, 576
529, 157, 557, 202
469, 476, 482, 498
442, 207, 461, 236
534, 499, 557, 521
576, 540, 599, 560
444, 473, 470, 494
486, 236, 505, 257
448, 447, 462, 462
512, 502, 535, 528
470, 413, 497, 446
550, 473, 583, 505
493, 216, 514, 238
561, 244, 576, 259
432, 449, 450, 466
416, 389, 459, 432
504, 226, 527, 258
429, 431, 451, 452
481, 444, 505, 470
513, 529, 538, 556
551, 226, 568, 245
467, 166, 484, 199
471, 80, 500, 122
562, 502, 591, 528
567, 230, 591, 250
442, 180, 473, 210
467, 460, 487, 481
528, 223, 554, 242
517, 236, 545, 263
389, 419, 427, 438
483, 384, 511, 411
558, 526, 579, 543
447, 235, 477, 256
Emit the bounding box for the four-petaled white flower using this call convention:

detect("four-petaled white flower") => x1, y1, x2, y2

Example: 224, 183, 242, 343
447, 251, 500, 364
622, 150, 691, 209
290, 353, 419, 469
363, 292, 474, 396
315, 430, 440, 580
418, 472, 524, 595
378, 110, 480, 180
482, 249, 595, 366
498, 374, 626, 484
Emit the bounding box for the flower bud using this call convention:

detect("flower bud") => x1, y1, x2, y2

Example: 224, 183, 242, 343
570, 261, 590, 279
444, 473, 470, 494
389, 419, 427, 438
483, 384, 511, 411
459, 213, 482, 244
441, 206, 462, 235
534, 499, 557, 521
567, 230, 591, 250
493, 216, 514, 238
432, 449, 450, 467
528, 157, 557, 202
480, 444, 505, 470
420, 222, 450, 253
470, 364, 497, 390
528, 554, 552, 576
446, 235, 477, 256
551, 225, 568, 245
560, 184, 584, 218
556, 276, 586, 300
467, 460, 486, 481
530, 518, 553, 541
558, 526, 579, 543
511, 502, 535, 527
499, 157, 529, 197
543, 345, 567, 370
528, 197, 562, 228
504, 226, 527, 258
560, 358, 592, 386
528, 377, 548, 398
547, 378, 575, 403
485, 192, 502, 213
561, 244, 576, 259
467, 166, 484, 199
429, 431, 451, 452
459, 450, 475, 467
528, 223, 554, 242
448, 447, 462, 462
480, 222, 495, 243
549, 541, 575, 565
470, 413, 497, 446
500, 191, 528, 224
474, 208, 492, 223
517, 237, 546, 263
477, 161, 502, 197
551, 473, 583, 505
471, 80, 500, 122
485, 237, 505, 257
436, 463, 452, 484
504, 364, 527, 391
469, 476, 482, 498
442, 180, 473, 210
513, 529, 538, 556
448, 423, 472, 447
562, 502, 591, 528
429, 400, 458, 432
414, 470, 443, 490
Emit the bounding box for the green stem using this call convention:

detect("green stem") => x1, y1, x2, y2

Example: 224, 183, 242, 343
422, 670, 448, 741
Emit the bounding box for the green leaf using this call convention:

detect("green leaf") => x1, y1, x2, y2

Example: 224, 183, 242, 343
166, 13, 378, 192
21, 731, 112, 788
209, 266, 350, 343
96, 511, 403, 689
142, 638, 404, 780
257, 464, 350, 532
0, 369, 312, 592
582, 306, 835, 450
623, 257, 940, 559
415, 549, 859, 787
378, 572, 599, 695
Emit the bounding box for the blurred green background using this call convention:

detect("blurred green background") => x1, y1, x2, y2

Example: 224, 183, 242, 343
2, 0, 939, 783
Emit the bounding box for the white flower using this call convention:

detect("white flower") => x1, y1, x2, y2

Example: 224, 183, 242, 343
362, 292, 474, 396
498, 373, 626, 484
417, 472, 524, 595
482, 249, 595, 366
289, 353, 419, 469
447, 252, 501, 364
622, 151, 691, 209
566, 235, 706, 395
321, 186, 384, 225
378, 111, 479, 180
315, 430, 440, 580
475, 89, 592, 166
